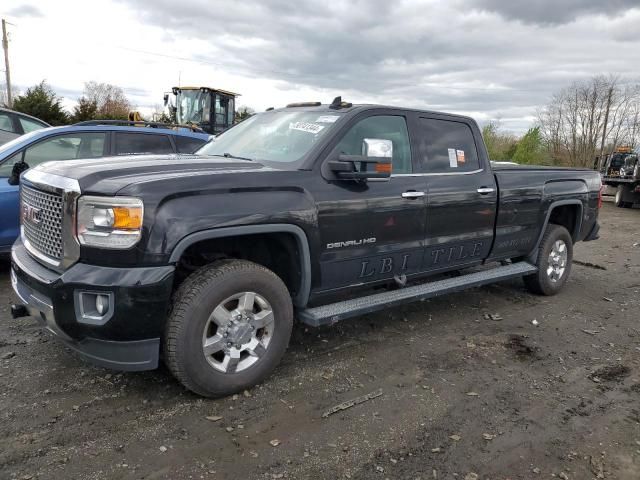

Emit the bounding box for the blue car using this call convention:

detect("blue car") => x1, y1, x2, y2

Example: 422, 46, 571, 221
0, 124, 211, 253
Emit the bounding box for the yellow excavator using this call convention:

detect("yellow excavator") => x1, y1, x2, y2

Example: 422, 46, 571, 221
164, 86, 240, 135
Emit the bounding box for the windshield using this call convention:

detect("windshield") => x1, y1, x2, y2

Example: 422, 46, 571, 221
609, 153, 628, 168
177, 90, 209, 125
197, 111, 342, 164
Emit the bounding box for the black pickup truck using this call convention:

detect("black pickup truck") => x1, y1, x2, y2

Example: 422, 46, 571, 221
10, 99, 602, 397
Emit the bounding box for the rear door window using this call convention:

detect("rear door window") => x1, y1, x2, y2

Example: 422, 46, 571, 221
0, 112, 15, 133
174, 135, 207, 153
18, 117, 47, 133
115, 133, 174, 155
415, 118, 480, 173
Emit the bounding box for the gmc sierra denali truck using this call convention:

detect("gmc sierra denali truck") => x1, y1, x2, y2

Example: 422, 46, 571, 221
10, 98, 602, 397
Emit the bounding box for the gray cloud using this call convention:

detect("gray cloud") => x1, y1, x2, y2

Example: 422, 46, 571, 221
471, 0, 638, 25
117, 0, 639, 132
7, 4, 44, 18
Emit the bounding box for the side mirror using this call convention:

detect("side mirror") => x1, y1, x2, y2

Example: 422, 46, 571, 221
329, 138, 393, 182
8, 161, 29, 186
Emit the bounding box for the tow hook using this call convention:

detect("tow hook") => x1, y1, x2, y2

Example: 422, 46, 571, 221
10, 304, 28, 319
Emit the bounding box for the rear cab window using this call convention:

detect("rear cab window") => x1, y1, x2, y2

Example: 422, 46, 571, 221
415, 117, 480, 173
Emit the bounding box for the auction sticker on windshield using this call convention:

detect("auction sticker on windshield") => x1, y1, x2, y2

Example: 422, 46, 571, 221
290, 122, 325, 134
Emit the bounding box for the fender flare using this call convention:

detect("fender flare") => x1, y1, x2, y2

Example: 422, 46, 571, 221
528, 199, 583, 260
168, 224, 312, 307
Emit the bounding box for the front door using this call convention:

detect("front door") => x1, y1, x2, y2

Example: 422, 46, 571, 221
412, 115, 497, 273
315, 113, 427, 293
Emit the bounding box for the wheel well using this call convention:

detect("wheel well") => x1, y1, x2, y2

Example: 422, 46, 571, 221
548, 204, 579, 241
174, 233, 302, 299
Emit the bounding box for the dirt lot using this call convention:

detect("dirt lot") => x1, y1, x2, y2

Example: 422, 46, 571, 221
1, 202, 639, 480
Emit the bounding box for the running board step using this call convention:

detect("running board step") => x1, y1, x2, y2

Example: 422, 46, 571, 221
298, 262, 537, 327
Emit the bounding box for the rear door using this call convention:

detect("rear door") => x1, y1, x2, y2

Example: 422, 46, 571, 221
410, 114, 497, 273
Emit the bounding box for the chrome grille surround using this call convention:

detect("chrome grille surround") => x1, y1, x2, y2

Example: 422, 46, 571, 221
20, 169, 81, 271
21, 186, 64, 260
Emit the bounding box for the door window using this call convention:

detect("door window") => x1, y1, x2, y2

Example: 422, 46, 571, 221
416, 118, 480, 173
23, 132, 107, 168
0, 151, 24, 177
18, 117, 47, 133
0, 112, 15, 132
215, 95, 229, 126
115, 133, 173, 155
334, 115, 412, 174
174, 135, 207, 153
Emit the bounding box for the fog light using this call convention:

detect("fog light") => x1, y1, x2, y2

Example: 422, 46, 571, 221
75, 291, 114, 326
96, 294, 109, 315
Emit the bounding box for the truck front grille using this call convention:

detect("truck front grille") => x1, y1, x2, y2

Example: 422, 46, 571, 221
20, 185, 64, 261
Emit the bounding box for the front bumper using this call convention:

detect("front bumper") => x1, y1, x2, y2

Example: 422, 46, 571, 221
10, 238, 175, 371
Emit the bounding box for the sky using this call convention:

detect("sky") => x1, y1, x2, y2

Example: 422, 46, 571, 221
2, 0, 639, 133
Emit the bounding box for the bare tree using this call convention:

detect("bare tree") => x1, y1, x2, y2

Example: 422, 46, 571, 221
83, 81, 131, 120
538, 75, 640, 167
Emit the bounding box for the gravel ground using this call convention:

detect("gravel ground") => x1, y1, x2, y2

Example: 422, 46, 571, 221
1, 201, 639, 480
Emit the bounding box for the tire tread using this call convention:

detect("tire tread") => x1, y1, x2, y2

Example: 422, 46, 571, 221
165, 259, 290, 397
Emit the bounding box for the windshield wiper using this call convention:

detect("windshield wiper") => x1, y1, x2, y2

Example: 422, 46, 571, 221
210, 152, 254, 161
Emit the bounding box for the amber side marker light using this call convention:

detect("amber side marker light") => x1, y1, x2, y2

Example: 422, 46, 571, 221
113, 207, 143, 229
375, 163, 392, 174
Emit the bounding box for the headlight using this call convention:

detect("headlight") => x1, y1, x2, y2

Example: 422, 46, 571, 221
77, 196, 143, 249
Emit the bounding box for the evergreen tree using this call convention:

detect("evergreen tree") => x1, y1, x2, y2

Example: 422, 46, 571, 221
71, 96, 98, 123
12, 81, 69, 125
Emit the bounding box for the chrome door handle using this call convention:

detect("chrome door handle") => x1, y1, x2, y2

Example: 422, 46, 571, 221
402, 191, 425, 199
477, 187, 495, 194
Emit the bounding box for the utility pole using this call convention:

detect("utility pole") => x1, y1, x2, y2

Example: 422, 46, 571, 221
2, 19, 12, 108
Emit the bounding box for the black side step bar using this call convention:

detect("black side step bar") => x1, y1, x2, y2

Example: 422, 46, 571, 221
298, 262, 537, 327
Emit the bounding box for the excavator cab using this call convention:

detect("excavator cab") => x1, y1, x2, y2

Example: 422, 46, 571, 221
167, 87, 240, 135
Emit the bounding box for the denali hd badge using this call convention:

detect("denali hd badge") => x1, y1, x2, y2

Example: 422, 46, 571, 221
327, 237, 376, 249
22, 203, 41, 225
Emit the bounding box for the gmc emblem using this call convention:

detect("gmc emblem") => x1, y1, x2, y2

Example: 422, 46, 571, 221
22, 203, 42, 225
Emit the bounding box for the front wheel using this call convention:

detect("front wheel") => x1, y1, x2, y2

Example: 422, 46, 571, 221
165, 260, 293, 397
524, 224, 573, 296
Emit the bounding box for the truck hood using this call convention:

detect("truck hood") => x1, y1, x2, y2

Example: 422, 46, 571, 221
29, 154, 276, 195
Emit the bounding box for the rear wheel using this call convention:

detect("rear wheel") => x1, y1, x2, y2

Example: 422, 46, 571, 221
615, 185, 631, 208
524, 224, 573, 296
165, 260, 293, 397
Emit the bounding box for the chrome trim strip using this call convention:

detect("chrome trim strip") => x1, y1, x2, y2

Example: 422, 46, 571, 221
392, 168, 484, 177
22, 231, 62, 268
23, 169, 80, 193
21, 168, 81, 272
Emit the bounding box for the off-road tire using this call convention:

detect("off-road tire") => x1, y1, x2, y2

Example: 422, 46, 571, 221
524, 224, 573, 296
165, 259, 293, 397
